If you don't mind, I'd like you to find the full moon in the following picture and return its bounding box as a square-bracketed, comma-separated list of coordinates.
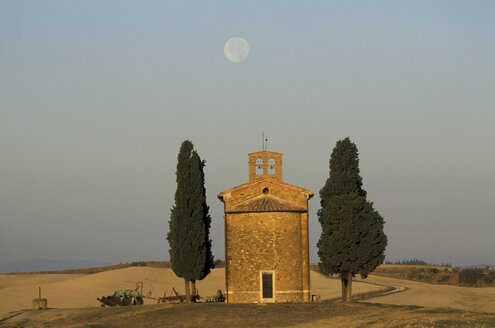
[224, 37, 249, 63]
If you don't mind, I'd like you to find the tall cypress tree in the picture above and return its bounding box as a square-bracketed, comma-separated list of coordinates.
[167, 140, 213, 302]
[192, 155, 214, 296]
[317, 138, 387, 302]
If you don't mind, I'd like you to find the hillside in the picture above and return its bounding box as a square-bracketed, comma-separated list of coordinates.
[0, 259, 112, 274]
[9, 262, 495, 288]
[373, 264, 495, 287]
[1, 261, 171, 275]
[2, 266, 495, 327]
[0, 267, 384, 317]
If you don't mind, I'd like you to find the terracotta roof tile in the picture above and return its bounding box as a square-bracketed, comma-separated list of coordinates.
[226, 195, 306, 213]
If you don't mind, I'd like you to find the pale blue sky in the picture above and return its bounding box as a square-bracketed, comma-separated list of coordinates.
[1, 1, 494, 267]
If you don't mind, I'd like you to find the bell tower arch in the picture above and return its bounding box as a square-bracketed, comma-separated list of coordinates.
[248, 151, 282, 182]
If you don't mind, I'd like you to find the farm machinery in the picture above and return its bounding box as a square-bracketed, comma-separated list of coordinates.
[157, 287, 188, 304]
[156, 288, 225, 303]
[204, 289, 225, 303]
[97, 281, 151, 307]
[97, 282, 224, 306]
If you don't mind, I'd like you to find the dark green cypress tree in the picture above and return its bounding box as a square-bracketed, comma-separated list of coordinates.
[192, 155, 214, 296]
[167, 140, 213, 302]
[317, 138, 387, 302]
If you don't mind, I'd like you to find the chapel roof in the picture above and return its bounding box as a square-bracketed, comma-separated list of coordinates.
[225, 194, 307, 213]
[218, 178, 313, 198]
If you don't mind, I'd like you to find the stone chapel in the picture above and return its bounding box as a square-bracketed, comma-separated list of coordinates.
[218, 150, 313, 303]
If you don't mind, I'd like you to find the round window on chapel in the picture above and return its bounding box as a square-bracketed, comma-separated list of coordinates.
[262, 187, 269, 194]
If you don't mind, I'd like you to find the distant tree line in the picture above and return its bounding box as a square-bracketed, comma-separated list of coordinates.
[376, 265, 495, 287]
[385, 258, 451, 267]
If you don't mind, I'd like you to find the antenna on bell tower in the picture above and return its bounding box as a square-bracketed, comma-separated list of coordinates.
[261, 132, 268, 151]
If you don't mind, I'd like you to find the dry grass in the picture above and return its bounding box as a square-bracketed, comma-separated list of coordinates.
[3, 265, 495, 327]
[0, 267, 384, 317]
[2, 301, 495, 328]
[366, 274, 495, 313]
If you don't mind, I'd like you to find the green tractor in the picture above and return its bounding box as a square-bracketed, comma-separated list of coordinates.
[97, 282, 150, 306]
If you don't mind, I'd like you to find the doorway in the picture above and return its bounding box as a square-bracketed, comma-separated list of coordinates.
[260, 271, 275, 302]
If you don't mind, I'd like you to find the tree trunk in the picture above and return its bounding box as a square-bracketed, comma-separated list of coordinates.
[346, 272, 353, 302]
[341, 272, 353, 303]
[341, 277, 347, 302]
[191, 280, 197, 299]
[184, 279, 191, 303]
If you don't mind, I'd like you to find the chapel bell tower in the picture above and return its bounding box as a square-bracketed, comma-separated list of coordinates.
[249, 151, 282, 182]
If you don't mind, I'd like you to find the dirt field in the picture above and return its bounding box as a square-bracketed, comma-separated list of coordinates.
[2, 267, 495, 327]
[366, 274, 495, 313]
[0, 268, 383, 318]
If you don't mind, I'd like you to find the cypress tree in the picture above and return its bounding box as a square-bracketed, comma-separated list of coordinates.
[317, 138, 387, 302]
[192, 155, 214, 297]
[167, 140, 214, 302]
